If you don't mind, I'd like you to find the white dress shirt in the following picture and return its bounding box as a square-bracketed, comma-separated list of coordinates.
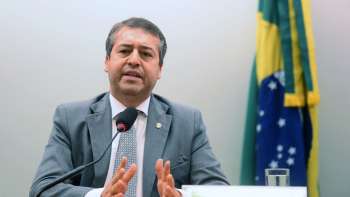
[85, 94, 150, 197]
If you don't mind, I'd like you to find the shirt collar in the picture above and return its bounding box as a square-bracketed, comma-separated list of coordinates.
[109, 93, 150, 118]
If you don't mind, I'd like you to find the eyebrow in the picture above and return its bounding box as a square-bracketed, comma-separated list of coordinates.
[118, 43, 156, 52]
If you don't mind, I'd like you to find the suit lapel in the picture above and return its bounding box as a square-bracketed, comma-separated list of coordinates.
[86, 93, 112, 187]
[143, 95, 172, 197]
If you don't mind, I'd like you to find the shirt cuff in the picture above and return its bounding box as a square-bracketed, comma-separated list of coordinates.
[177, 188, 184, 196]
[85, 188, 103, 197]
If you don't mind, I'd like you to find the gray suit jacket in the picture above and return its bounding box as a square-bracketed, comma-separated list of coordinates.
[30, 93, 229, 197]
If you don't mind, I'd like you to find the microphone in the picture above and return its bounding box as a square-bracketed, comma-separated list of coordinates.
[35, 107, 138, 197]
[116, 107, 138, 132]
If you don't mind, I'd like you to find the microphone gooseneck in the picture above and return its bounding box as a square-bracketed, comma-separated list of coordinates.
[35, 107, 138, 197]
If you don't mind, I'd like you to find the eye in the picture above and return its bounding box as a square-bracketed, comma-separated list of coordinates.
[118, 49, 131, 56]
[141, 51, 153, 58]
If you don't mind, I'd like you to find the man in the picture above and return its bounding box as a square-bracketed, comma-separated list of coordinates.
[30, 17, 229, 197]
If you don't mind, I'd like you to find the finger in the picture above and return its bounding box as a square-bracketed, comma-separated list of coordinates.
[155, 159, 164, 180]
[111, 156, 127, 184]
[121, 163, 137, 183]
[110, 191, 124, 197]
[164, 160, 171, 179]
[165, 185, 179, 197]
[161, 160, 170, 183]
[116, 157, 128, 172]
[166, 174, 175, 188]
[111, 180, 128, 194]
[112, 156, 129, 184]
[111, 168, 126, 185]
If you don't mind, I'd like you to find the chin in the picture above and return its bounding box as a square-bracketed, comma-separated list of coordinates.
[120, 87, 143, 96]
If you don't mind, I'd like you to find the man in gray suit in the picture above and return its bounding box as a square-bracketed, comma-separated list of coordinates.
[30, 17, 229, 197]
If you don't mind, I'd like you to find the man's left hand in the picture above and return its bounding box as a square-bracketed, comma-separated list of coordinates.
[155, 159, 181, 197]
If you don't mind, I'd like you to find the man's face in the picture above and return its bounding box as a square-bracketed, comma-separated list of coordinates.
[105, 27, 163, 101]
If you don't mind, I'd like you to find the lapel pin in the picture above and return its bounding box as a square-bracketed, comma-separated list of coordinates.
[156, 123, 162, 129]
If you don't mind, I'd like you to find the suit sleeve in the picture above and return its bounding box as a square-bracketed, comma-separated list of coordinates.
[190, 110, 230, 185]
[29, 105, 92, 197]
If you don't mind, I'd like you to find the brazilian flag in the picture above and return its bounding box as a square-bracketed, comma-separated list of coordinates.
[240, 0, 320, 197]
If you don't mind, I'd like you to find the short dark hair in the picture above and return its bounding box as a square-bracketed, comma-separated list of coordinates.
[105, 17, 167, 65]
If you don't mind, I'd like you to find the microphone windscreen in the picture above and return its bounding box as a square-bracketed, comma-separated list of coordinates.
[116, 107, 138, 132]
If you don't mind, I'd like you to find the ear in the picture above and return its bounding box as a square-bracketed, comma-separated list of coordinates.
[157, 64, 163, 79]
[104, 56, 109, 72]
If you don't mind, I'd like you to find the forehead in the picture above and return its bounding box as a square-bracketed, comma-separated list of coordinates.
[114, 27, 160, 49]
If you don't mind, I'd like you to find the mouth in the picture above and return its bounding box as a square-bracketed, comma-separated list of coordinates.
[122, 70, 142, 80]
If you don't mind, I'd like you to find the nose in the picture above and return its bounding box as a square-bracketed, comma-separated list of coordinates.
[127, 49, 141, 67]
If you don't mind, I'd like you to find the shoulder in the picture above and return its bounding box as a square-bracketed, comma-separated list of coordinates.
[153, 94, 200, 114]
[152, 94, 203, 123]
[55, 92, 108, 117]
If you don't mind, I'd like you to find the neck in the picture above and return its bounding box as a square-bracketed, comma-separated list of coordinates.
[111, 92, 150, 108]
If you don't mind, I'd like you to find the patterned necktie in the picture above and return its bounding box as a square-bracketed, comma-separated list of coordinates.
[113, 116, 137, 197]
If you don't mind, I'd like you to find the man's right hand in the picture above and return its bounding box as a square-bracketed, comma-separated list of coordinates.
[101, 157, 137, 197]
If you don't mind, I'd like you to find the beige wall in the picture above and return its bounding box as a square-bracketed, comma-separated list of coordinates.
[312, 0, 350, 196]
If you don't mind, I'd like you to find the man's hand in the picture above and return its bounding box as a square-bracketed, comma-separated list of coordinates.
[155, 159, 181, 197]
[102, 157, 137, 197]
